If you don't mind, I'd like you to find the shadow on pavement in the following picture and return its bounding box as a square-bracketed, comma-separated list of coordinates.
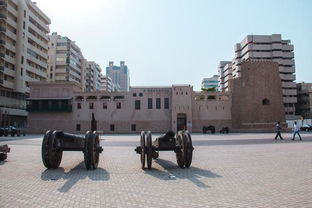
[145, 159, 221, 188]
[41, 162, 109, 192]
[0, 136, 40, 142]
[0, 160, 7, 165]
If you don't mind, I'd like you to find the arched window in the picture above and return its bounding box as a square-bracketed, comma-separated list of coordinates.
[262, 98, 270, 105]
[86, 96, 97, 101]
[75, 96, 84, 101]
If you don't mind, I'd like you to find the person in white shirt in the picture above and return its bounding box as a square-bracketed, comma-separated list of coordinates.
[292, 121, 302, 141]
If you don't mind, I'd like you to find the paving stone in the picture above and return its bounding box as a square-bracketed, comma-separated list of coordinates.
[0, 133, 312, 207]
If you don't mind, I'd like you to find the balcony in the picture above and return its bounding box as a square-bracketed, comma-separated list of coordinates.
[0, 25, 5, 33]
[0, 65, 3, 71]
[280, 66, 295, 73]
[284, 52, 294, 59]
[0, 13, 6, 19]
[283, 45, 294, 51]
[282, 82, 296, 88]
[0, 1, 7, 7]
[0, 52, 4, 58]
[26, 104, 73, 112]
[283, 97, 297, 104]
[0, 78, 3, 84]
[0, 39, 5, 45]
[280, 74, 296, 81]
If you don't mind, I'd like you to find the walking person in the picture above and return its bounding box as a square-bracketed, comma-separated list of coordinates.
[292, 121, 302, 141]
[274, 122, 283, 140]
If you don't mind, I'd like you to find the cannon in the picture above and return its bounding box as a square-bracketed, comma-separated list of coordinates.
[135, 130, 194, 169]
[42, 130, 103, 169]
[0, 144, 10, 161]
[220, 127, 229, 134]
[203, 125, 215, 134]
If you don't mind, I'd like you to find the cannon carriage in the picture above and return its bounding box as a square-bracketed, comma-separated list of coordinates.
[0, 144, 10, 161]
[135, 130, 194, 169]
[42, 130, 103, 170]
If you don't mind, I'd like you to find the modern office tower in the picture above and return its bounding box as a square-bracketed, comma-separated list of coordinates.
[47, 32, 86, 90]
[0, 0, 50, 127]
[232, 34, 297, 118]
[296, 82, 312, 119]
[85, 61, 102, 92]
[100, 74, 113, 92]
[201, 75, 219, 91]
[106, 61, 129, 91]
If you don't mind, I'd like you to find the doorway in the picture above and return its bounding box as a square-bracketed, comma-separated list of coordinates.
[177, 113, 187, 131]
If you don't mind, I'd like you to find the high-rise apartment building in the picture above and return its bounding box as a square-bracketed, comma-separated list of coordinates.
[0, 0, 50, 127]
[100, 74, 113, 92]
[85, 61, 102, 92]
[201, 75, 219, 91]
[106, 61, 129, 91]
[47, 32, 86, 90]
[219, 34, 297, 118]
[218, 61, 231, 91]
[296, 82, 312, 119]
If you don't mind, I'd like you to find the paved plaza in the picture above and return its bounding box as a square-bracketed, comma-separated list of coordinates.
[1, 132, 312, 208]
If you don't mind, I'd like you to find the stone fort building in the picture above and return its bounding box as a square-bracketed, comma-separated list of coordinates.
[27, 61, 285, 133]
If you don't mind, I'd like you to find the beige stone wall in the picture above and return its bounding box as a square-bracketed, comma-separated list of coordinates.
[26, 67, 286, 134]
[27, 112, 74, 134]
[192, 92, 232, 132]
[171, 85, 193, 132]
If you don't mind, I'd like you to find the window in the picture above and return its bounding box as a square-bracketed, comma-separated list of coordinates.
[116, 102, 121, 109]
[103, 102, 107, 109]
[139, 93, 143, 97]
[133, 93, 137, 97]
[21, 56, 24, 64]
[76, 124, 81, 131]
[77, 103, 81, 109]
[131, 124, 136, 131]
[89, 103, 94, 109]
[208, 95, 216, 100]
[156, 98, 161, 109]
[135, 100, 141, 110]
[164, 98, 169, 109]
[110, 124, 115, 131]
[262, 99, 270, 105]
[23, 21, 25, 29]
[148, 98, 153, 109]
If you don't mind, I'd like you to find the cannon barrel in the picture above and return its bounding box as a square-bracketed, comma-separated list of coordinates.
[155, 131, 175, 142]
[55, 131, 85, 141]
[153, 131, 175, 148]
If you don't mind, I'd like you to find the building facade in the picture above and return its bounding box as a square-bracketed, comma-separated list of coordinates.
[85, 61, 102, 92]
[218, 61, 232, 91]
[0, 0, 50, 127]
[232, 34, 297, 119]
[296, 82, 312, 119]
[47, 32, 86, 90]
[27, 61, 285, 133]
[100, 74, 113, 92]
[219, 34, 297, 119]
[106, 61, 129, 91]
[201, 75, 219, 91]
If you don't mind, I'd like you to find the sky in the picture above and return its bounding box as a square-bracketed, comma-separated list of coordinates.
[35, 0, 312, 90]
